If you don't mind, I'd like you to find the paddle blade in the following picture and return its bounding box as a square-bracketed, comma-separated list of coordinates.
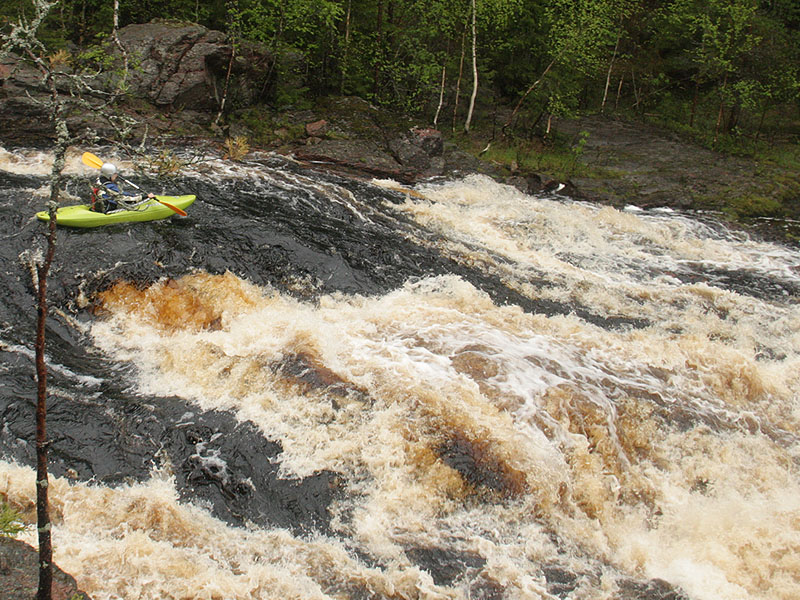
[156, 198, 187, 217]
[81, 152, 104, 169]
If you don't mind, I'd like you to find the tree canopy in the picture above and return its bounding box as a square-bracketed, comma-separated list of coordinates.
[2, 0, 798, 141]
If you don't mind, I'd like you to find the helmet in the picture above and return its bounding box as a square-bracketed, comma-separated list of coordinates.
[100, 163, 117, 177]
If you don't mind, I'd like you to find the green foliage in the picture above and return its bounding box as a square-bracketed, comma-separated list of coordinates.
[0, 501, 25, 538]
[2, 0, 799, 147]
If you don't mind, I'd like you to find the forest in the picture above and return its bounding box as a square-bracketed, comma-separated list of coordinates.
[2, 0, 799, 151]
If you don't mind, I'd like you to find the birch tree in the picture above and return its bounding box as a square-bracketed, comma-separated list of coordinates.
[463, 0, 522, 133]
[504, 0, 622, 133]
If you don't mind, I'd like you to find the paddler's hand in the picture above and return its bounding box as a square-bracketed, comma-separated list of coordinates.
[147, 193, 155, 198]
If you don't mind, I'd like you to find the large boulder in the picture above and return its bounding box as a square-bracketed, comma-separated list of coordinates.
[295, 138, 416, 182]
[0, 21, 273, 145]
[115, 20, 271, 111]
[294, 124, 448, 183]
[0, 53, 85, 146]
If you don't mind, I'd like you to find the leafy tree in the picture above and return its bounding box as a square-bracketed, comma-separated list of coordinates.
[663, 0, 762, 139]
[503, 0, 628, 134]
[237, 0, 343, 100]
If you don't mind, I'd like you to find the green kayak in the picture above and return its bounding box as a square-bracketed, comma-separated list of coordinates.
[36, 195, 196, 228]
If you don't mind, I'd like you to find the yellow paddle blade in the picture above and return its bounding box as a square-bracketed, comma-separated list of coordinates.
[155, 198, 188, 217]
[81, 152, 104, 169]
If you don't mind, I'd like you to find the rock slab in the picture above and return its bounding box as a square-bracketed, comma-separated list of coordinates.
[0, 537, 92, 600]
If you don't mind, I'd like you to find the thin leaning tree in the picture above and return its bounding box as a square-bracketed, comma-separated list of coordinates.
[0, 1, 128, 598]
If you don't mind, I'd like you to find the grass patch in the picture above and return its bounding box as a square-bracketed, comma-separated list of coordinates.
[453, 131, 621, 182]
[725, 193, 787, 220]
[229, 107, 306, 147]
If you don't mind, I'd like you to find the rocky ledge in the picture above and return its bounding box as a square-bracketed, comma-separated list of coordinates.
[0, 537, 92, 600]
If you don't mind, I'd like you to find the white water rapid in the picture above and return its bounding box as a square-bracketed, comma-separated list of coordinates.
[1, 151, 799, 600]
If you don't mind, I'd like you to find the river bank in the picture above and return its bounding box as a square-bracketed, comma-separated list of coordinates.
[2, 19, 797, 245]
[252, 102, 800, 246]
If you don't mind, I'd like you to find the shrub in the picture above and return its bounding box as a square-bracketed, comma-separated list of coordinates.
[224, 135, 250, 161]
[0, 502, 25, 538]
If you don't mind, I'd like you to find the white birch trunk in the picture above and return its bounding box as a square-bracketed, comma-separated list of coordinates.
[433, 65, 446, 126]
[464, 0, 478, 133]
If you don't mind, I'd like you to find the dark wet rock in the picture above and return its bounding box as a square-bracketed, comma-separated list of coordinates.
[616, 577, 691, 600]
[557, 115, 761, 212]
[0, 53, 76, 146]
[467, 575, 506, 600]
[405, 546, 486, 587]
[0, 537, 93, 600]
[435, 432, 527, 499]
[0, 21, 271, 144]
[295, 138, 417, 183]
[294, 122, 497, 183]
[410, 126, 444, 157]
[115, 21, 226, 109]
[543, 564, 581, 597]
[2, 392, 337, 536]
[387, 127, 445, 178]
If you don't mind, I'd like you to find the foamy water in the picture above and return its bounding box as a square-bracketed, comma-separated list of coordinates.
[2, 153, 799, 600]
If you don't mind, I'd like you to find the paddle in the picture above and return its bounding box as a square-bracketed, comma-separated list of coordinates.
[81, 152, 188, 216]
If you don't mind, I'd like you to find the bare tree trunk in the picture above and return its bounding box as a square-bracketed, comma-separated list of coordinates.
[453, 28, 466, 133]
[214, 1, 240, 129]
[631, 67, 640, 110]
[34, 90, 69, 600]
[615, 74, 623, 110]
[755, 106, 766, 144]
[35, 206, 56, 600]
[433, 65, 446, 126]
[601, 32, 620, 113]
[714, 73, 729, 144]
[111, 0, 128, 84]
[340, 0, 352, 94]
[214, 44, 236, 129]
[503, 57, 556, 133]
[464, 0, 478, 133]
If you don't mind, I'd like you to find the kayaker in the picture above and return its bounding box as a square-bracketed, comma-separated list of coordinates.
[93, 163, 154, 212]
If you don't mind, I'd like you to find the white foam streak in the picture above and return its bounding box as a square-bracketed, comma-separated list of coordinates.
[0, 338, 102, 387]
[0, 146, 100, 176]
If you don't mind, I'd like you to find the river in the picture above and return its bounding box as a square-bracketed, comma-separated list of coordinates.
[1, 145, 798, 600]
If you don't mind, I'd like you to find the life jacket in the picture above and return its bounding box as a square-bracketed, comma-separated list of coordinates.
[89, 184, 106, 212]
[95, 176, 122, 212]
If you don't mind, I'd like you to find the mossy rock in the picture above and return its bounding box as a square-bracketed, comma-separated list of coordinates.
[726, 194, 787, 219]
